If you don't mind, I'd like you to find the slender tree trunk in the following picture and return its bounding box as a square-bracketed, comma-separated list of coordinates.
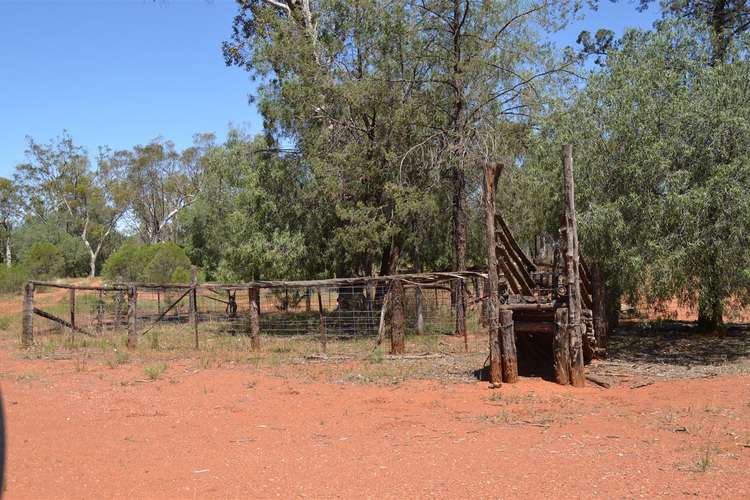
[698, 290, 723, 333]
[414, 246, 425, 335]
[452, 167, 467, 338]
[590, 261, 608, 358]
[450, 0, 467, 338]
[4, 236, 11, 268]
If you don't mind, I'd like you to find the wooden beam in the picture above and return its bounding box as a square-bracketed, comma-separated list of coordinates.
[553, 307, 571, 385]
[390, 280, 405, 355]
[22, 282, 34, 347]
[127, 286, 138, 349]
[499, 309, 518, 383]
[563, 144, 585, 387]
[483, 161, 503, 387]
[33, 308, 93, 337]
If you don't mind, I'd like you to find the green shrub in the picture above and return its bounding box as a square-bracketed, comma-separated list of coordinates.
[102, 242, 158, 282]
[23, 242, 64, 279]
[143, 243, 192, 283]
[0, 265, 30, 293]
[103, 242, 192, 283]
[144, 362, 167, 380]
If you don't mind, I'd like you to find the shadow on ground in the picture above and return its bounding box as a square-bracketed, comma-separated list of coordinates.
[608, 320, 750, 366]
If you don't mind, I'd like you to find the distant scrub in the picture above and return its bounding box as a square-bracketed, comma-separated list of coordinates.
[24, 242, 64, 280]
[103, 242, 193, 283]
[0, 265, 29, 293]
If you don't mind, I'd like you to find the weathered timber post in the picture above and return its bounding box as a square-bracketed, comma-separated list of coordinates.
[553, 307, 571, 385]
[248, 287, 261, 351]
[414, 249, 425, 335]
[22, 281, 34, 347]
[562, 144, 585, 387]
[317, 287, 326, 353]
[499, 309, 518, 383]
[96, 290, 103, 335]
[189, 266, 198, 349]
[69, 288, 76, 334]
[127, 286, 138, 349]
[390, 279, 405, 355]
[483, 161, 503, 387]
[157, 290, 162, 316]
[114, 276, 124, 332]
[305, 287, 312, 312]
[415, 286, 425, 335]
[590, 261, 608, 357]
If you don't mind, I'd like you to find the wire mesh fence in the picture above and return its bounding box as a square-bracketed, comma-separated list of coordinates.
[22, 272, 491, 356]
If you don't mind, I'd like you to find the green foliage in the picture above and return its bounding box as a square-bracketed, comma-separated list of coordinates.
[143, 243, 191, 283]
[24, 242, 65, 279]
[103, 242, 192, 283]
[144, 362, 167, 380]
[0, 265, 29, 293]
[527, 18, 750, 326]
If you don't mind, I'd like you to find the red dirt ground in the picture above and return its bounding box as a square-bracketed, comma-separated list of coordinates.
[2, 344, 750, 499]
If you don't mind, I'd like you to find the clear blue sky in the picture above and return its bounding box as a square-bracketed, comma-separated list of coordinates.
[0, 0, 659, 177]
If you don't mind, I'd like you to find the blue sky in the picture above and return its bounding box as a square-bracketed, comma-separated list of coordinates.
[0, 0, 659, 177]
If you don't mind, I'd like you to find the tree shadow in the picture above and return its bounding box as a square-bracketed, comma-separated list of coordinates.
[608, 320, 750, 366]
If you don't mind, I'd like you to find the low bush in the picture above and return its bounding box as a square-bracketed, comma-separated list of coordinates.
[0, 264, 30, 293]
[24, 242, 64, 279]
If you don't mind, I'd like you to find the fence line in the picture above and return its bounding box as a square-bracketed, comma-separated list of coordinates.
[21, 271, 490, 356]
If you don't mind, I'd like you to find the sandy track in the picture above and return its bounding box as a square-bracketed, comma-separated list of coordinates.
[2, 344, 749, 499]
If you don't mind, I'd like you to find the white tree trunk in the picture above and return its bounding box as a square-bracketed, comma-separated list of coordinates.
[4, 236, 10, 268]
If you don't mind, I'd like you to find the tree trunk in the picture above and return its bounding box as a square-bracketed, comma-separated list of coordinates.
[698, 293, 723, 333]
[5, 236, 11, 268]
[414, 247, 425, 335]
[452, 166, 467, 339]
[590, 261, 608, 358]
[450, 0, 467, 340]
[88, 250, 97, 278]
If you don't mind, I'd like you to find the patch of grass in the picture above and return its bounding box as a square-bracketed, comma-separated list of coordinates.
[144, 362, 167, 380]
[74, 355, 87, 372]
[106, 350, 130, 368]
[696, 447, 712, 472]
[368, 348, 384, 364]
[245, 380, 257, 389]
[0, 316, 11, 331]
[15, 371, 40, 382]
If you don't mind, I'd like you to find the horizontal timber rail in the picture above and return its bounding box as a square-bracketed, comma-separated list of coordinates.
[22, 271, 491, 356]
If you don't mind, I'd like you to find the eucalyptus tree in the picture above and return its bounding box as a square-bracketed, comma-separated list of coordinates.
[224, 0, 443, 278]
[0, 177, 21, 267]
[531, 19, 750, 332]
[178, 130, 308, 281]
[122, 136, 210, 244]
[15, 132, 131, 277]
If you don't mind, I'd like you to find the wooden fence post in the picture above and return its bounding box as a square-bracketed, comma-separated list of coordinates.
[317, 287, 326, 353]
[483, 161, 503, 387]
[69, 288, 76, 335]
[562, 144, 586, 387]
[553, 307, 571, 385]
[190, 266, 198, 349]
[499, 309, 518, 383]
[248, 287, 260, 351]
[305, 287, 312, 312]
[96, 290, 103, 335]
[127, 286, 138, 349]
[390, 279, 405, 355]
[22, 281, 34, 347]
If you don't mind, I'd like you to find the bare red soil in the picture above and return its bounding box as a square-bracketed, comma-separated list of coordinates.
[2, 344, 750, 499]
